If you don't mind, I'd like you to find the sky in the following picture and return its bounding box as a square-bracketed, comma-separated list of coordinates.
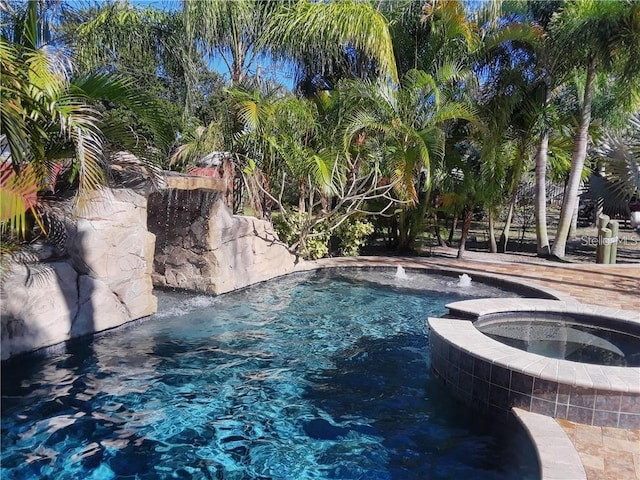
[72, 0, 296, 89]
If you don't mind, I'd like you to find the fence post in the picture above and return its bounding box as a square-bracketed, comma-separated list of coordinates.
[596, 214, 610, 264]
[607, 220, 619, 264]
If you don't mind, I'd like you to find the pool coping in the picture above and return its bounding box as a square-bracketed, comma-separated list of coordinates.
[513, 408, 587, 480]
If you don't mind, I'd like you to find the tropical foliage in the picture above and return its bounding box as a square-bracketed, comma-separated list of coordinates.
[1, 1, 172, 244]
[2, 0, 639, 260]
[589, 114, 640, 209]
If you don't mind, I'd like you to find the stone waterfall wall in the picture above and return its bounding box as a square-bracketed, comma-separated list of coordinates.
[148, 189, 297, 294]
[2, 178, 298, 361]
[1, 188, 156, 360]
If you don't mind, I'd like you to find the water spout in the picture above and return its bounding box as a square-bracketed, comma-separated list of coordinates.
[395, 266, 409, 280]
[457, 274, 472, 287]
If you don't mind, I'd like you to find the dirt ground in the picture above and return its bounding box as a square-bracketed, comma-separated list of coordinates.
[419, 208, 640, 265]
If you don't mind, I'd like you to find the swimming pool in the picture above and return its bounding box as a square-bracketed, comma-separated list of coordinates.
[1, 269, 538, 479]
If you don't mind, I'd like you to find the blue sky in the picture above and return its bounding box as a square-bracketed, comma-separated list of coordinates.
[77, 0, 296, 88]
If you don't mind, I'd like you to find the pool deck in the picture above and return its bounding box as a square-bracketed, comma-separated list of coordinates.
[296, 252, 640, 480]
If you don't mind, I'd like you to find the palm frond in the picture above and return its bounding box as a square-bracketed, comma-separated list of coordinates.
[265, 0, 398, 82]
[308, 151, 337, 196]
[432, 102, 477, 125]
[169, 123, 223, 167]
[594, 120, 640, 196]
[71, 73, 174, 153]
[69, 122, 106, 213]
[184, 0, 254, 51]
[0, 162, 41, 239]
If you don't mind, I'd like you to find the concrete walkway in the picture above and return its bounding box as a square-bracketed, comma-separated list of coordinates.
[298, 252, 640, 480]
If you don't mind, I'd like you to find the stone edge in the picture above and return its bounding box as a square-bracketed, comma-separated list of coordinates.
[513, 408, 587, 480]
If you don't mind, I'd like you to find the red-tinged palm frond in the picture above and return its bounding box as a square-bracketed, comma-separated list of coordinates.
[0, 162, 42, 239]
[422, 0, 476, 48]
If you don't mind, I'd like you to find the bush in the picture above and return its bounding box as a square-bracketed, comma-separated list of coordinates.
[272, 212, 373, 259]
[335, 218, 374, 256]
[272, 211, 330, 260]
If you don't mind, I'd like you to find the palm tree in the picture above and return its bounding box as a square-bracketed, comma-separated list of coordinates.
[184, 0, 398, 87]
[63, 1, 200, 125]
[229, 87, 335, 214]
[343, 67, 475, 251]
[589, 113, 640, 214]
[1, 1, 171, 239]
[381, 0, 478, 79]
[549, 0, 640, 258]
[458, 0, 546, 254]
[520, 0, 565, 256]
[438, 139, 507, 259]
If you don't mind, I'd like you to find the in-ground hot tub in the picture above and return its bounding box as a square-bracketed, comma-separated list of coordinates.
[428, 299, 640, 428]
[476, 314, 640, 367]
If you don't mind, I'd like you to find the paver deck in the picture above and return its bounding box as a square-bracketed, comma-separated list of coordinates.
[298, 251, 640, 480]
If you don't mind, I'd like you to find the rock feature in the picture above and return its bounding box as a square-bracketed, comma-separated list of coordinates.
[149, 189, 297, 294]
[67, 188, 157, 320]
[2, 174, 297, 361]
[1, 188, 156, 360]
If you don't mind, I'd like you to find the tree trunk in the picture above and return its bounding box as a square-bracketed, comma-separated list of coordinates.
[551, 61, 596, 258]
[398, 208, 409, 251]
[569, 200, 579, 239]
[433, 213, 446, 247]
[406, 192, 431, 250]
[448, 214, 458, 244]
[499, 143, 525, 253]
[231, 39, 245, 86]
[457, 208, 474, 259]
[488, 211, 498, 253]
[298, 180, 307, 213]
[498, 198, 515, 253]
[534, 129, 551, 256]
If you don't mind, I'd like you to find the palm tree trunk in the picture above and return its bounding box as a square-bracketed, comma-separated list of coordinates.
[448, 214, 458, 244]
[457, 208, 474, 259]
[407, 192, 430, 249]
[551, 61, 596, 258]
[488, 211, 498, 253]
[499, 143, 525, 253]
[433, 213, 446, 247]
[499, 195, 515, 253]
[298, 180, 307, 213]
[534, 129, 551, 256]
[231, 38, 245, 85]
[569, 201, 579, 238]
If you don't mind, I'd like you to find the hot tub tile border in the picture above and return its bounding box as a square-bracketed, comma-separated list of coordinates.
[428, 304, 640, 428]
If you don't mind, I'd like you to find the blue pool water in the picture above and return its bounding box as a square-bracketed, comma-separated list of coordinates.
[1, 269, 538, 479]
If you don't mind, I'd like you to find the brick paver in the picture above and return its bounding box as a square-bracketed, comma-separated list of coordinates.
[559, 420, 640, 480]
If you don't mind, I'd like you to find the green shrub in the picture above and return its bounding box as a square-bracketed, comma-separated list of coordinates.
[335, 218, 374, 256]
[271, 212, 298, 246]
[272, 212, 373, 259]
[272, 211, 330, 260]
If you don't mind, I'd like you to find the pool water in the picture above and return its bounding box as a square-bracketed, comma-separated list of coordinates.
[478, 317, 640, 367]
[1, 270, 538, 479]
